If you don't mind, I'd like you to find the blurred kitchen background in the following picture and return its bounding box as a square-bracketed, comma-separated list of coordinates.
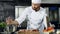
[0, 0, 60, 32]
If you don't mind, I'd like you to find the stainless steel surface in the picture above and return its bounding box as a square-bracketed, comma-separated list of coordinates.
[6, 25, 17, 32]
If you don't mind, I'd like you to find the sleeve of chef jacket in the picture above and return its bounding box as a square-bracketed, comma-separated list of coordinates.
[43, 9, 47, 29]
[15, 8, 28, 25]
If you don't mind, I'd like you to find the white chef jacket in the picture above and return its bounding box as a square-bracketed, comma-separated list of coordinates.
[15, 6, 47, 32]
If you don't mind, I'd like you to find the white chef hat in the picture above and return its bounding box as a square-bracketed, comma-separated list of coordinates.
[32, 0, 41, 4]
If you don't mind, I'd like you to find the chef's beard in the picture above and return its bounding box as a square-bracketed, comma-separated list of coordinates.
[32, 7, 40, 11]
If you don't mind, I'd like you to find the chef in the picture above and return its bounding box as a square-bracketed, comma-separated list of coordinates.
[6, 0, 48, 34]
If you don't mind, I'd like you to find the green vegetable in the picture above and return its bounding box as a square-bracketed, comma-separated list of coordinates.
[0, 22, 6, 28]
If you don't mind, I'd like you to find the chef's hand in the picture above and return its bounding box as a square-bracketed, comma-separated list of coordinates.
[6, 16, 13, 25]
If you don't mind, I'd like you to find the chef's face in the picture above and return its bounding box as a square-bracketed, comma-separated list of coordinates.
[32, 3, 40, 11]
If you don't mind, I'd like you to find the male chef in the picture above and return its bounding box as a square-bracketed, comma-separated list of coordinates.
[6, 0, 48, 34]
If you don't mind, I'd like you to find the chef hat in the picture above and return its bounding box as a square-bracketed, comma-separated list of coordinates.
[32, 0, 41, 4]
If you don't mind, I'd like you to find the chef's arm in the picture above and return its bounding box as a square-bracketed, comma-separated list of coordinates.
[6, 16, 26, 26]
[6, 8, 28, 26]
[15, 13, 27, 26]
[15, 8, 28, 26]
[43, 16, 48, 29]
[6, 13, 27, 26]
